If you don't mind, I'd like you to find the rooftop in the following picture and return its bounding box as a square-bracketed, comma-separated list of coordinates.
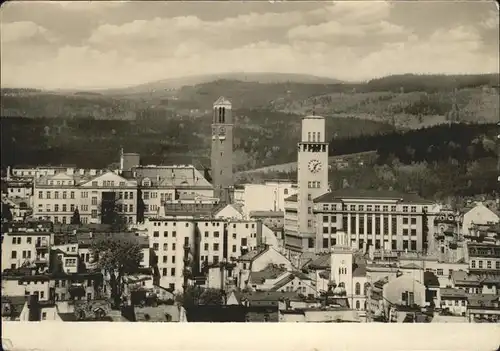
[249, 211, 284, 218]
[440, 288, 468, 299]
[313, 189, 433, 204]
[249, 264, 287, 284]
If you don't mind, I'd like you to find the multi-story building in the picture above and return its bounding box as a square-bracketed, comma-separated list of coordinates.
[312, 189, 437, 254]
[236, 180, 298, 217]
[4, 178, 33, 202]
[461, 202, 499, 236]
[465, 242, 500, 273]
[33, 170, 138, 224]
[1, 221, 52, 271]
[211, 96, 234, 202]
[143, 214, 270, 293]
[130, 165, 215, 219]
[285, 115, 329, 255]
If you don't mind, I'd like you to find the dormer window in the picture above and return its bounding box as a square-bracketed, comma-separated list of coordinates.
[142, 178, 151, 187]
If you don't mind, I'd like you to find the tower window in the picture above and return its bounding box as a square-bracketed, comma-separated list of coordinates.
[318, 132, 321, 141]
[312, 132, 316, 142]
[308, 132, 311, 141]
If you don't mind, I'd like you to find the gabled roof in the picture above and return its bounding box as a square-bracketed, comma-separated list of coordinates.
[134, 166, 212, 188]
[306, 254, 330, 270]
[284, 194, 298, 202]
[269, 273, 295, 291]
[79, 171, 136, 187]
[313, 189, 433, 204]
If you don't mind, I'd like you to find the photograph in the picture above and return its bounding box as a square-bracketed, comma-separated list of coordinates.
[1, 0, 499, 342]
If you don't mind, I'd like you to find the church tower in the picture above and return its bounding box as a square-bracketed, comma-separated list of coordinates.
[211, 97, 234, 203]
[296, 114, 329, 252]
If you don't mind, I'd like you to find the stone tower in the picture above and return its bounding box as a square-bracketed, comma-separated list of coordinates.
[211, 96, 234, 203]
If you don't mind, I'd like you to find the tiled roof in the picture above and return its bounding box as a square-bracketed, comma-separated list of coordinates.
[249, 211, 284, 218]
[440, 288, 467, 299]
[269, 274, 295, 291]
[285, 194, 298, 202]
[134, 166, 212, 188]
[238, 246, 269, 261]
[352, 263, 366, 277]
[467, 293, 500, 308]
[313, 189, 433, 204]
[306, 254, 330, 270]
[1, 295, 26, 320]
[249, 264, 287, 284]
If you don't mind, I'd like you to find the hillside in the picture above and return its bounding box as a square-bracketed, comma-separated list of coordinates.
[0, 111, 394, 170]
[1, 73, 498, 129]
[97, 72, 342, 96]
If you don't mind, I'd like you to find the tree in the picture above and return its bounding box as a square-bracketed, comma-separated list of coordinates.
[1, 203, 13, 222]
[71, 208, 81, 225]
[175, 285, 224, 307]
[99, 193, 127, 231]
[91, 234, 143, 309]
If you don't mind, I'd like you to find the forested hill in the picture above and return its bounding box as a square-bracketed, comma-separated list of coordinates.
[330, 122, 498, 165]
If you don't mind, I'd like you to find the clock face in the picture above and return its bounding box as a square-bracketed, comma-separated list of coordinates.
[219, 126, 226, 135]
[308, 159, 322, 173]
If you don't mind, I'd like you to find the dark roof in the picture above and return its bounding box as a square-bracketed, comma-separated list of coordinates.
[305, 254, 330, 270]
[285, 194, 298, 202]
[424, 271, 440, 288]
[352, 263, 367, 277]
[239, 246, 269, 262]
[249, 211, 284, 218]
[313, 189, 433, 204]
[249, 264, 287, 284]
[233, 291, 303, 305]
[440, 288, 468, 299]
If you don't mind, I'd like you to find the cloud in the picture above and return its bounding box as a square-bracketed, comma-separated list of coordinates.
[0, 1, 498, 89]
[1, 21, 57, 43]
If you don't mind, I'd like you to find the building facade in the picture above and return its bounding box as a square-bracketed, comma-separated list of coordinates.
[285, 115, 329, 254]
[313, 189, 436, 253]
[211, 97, 234, 202]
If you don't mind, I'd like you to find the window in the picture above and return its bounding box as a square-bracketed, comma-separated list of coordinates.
[307, 220, 312, 227]
[355, 282, 361, 295]
[471, 260, 476, 268]
[232, 245, 236, 253]
[214, 231, 220, 238]
[204, 243, 209, 251]
[163, 243, 168, 251]
[496, 261, 500, 270]
[355, 301, 360, 309]
[153, 231, 159, 237]
[323, 238, 329, 248]
[172, 256, 176, 263]
[11, 251, 17, 259]
[411, 229, 417, 236]
[411, 218, 417, 225]
[171, 268, 175, 276]
[308, 238, 314, 248]
[478, 261, 483, 269]
[162, 268, 167, 276]
[411, 206, 416, 212]
[213, 243, 219, 251]
[307, 194, 312, 201]
[153, 243, 159, 251]
[403, 206, 408, 212]
[403, 218, 408, 225]
[213, 256, 219, 264]
[437, 269, 444, 276]
[487, 261, 491, 269]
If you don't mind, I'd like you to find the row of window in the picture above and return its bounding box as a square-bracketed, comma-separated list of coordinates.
[321, 204, 427, 213]
[307, 181, 321, 189]
[323, 215, 418, 225]
[10, 236, 47, 245]
[471, 260, 500, 269]
[153, 241, 247, 253]
[38, 191, 75, 199]
[152, 221, 255, 229]
[318, 237, 419, 251]
[37, 215, 135, 224]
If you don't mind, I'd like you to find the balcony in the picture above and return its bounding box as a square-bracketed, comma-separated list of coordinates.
[35, 240, 49, 249]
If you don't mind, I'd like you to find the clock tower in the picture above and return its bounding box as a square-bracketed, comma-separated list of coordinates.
[297, 114, 329, 252]
[211, 96, 234, 203]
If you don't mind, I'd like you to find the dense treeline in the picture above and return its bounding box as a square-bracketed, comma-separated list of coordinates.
[364, 74, 499, 94]
[0, 110, 393, 169]
[329, 123, 498, 165]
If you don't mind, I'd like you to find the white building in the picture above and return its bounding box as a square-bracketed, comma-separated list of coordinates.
[285, 115, 329, 254]
[144, 216, 267, 293]
[33, 171, 138, 225]
[461, 202, 499, 236]
[235, 181, 298, 218]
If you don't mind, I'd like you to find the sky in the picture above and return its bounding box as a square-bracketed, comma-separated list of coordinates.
[1, 0, 499, 90]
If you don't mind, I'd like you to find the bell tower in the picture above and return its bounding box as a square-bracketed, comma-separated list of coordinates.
[211, 96, 234, 203]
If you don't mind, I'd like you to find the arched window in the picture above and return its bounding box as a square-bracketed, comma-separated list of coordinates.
[312, 132, 316, 141]
[221, 107, 226, 123]
[355, 300, 360, 310]
[284, 189, 288, 195]
[355, 282, 361, 295]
